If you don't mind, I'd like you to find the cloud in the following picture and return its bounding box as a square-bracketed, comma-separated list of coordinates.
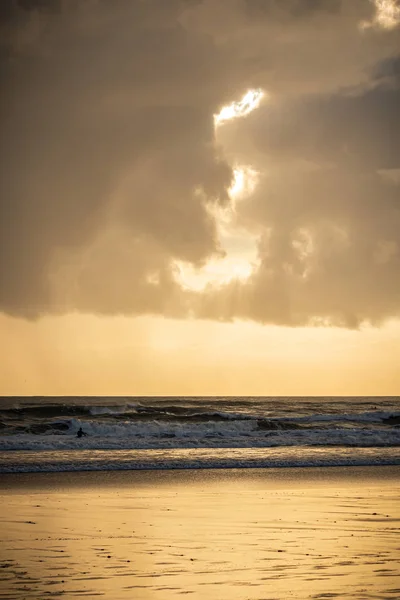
[0, 0, 399, 327]
[198, 71, 400, 327]
[0, 0, 233, 316]
[362, 0, 400, 30]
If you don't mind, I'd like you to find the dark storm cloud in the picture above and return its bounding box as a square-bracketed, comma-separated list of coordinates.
[373, 53, 400, 84]
[244, 0, 343, 19]
[242, 75, 400, 169]
[0, 0, 233, 316]
[0, 0, 399, 325]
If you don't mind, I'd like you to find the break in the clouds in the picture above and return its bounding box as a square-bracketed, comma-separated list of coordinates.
[0, 0, 399, 327]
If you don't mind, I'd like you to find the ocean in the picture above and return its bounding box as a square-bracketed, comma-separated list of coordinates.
[0, 396, 399, 473]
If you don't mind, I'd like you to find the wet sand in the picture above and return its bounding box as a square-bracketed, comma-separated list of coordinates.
[0, 466, 399, 599]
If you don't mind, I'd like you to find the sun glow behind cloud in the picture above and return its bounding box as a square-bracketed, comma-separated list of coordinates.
[361, 0, 400, 29]
[173, 89, 265, 292]
[173, 251, 258, 292]
[174, 166, 260, 291]
[214, 89, 265, 126]
[229, 166, 259, 202]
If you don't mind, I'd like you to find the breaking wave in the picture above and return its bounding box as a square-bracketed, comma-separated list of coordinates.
[0, 396, 399, 472]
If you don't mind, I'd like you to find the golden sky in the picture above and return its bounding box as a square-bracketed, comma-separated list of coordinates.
[1, 0, 399, 396]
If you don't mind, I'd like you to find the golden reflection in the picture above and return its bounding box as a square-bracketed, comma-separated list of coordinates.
[1, 469, 399, 599]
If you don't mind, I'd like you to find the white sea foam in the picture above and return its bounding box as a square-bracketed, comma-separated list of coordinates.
[0, 421, 399, 453]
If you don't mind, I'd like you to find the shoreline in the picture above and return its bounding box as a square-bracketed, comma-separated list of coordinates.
[1, 463, 400, 489]
[1, 444, 400, 475]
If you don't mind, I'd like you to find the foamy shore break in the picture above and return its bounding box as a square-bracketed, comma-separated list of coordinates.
[1, 466, 399, 599]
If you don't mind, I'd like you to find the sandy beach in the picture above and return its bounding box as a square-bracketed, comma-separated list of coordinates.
[0, 466, 399, 599]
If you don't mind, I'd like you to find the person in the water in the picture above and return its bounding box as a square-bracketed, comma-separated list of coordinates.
[76, 427, 88, 438]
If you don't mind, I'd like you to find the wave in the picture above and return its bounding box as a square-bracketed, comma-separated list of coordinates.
[1, 395, 399, 463]
[1, 401, 399, 425]
[1, 418, 400, 452]
[0, 404, 94, 419]
[1, 407, 399, 445]
[0, 402, 250, 422]
[1, 397, 399, 474]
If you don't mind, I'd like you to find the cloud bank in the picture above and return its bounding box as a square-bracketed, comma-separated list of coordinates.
[1, 0, 399, 327]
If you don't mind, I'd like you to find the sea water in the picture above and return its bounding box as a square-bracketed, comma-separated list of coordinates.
[0, 396, 399, 472]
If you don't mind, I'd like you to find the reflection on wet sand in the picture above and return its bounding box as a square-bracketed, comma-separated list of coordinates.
[0, 467, 399, 599]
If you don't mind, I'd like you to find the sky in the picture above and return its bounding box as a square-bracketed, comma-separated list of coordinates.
[1, 0, 400, 396]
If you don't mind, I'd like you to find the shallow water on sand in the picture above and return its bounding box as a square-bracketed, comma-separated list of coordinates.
[0, 467, 399, 599]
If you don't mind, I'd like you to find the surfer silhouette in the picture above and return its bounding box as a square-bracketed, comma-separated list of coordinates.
[76, 427, 88, 438]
